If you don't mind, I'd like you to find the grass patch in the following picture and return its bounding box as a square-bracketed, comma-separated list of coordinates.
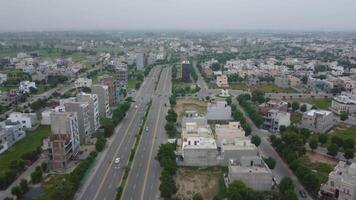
[127, 79, 141, 90]
[331, 124, 356, 143]
[228, 83, 297, 93]
[291, 113, 302, 124]
[0, 125, 50, 172]
[301, 156, 333, 184]
[306, 99, 331, 110]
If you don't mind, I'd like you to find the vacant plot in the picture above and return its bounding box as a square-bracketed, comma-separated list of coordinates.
[175, 167, 222, 200]
[306, 152, 337, 166]
[306, 98, 331, 110]
[174, 98, 207, 120]
[301, 154, 335, 183]
[228, 83, 297, 93]
[331, 124, 356, 143]
[0, 125, 51, 172]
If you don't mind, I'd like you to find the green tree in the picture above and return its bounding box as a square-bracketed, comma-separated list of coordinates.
[100, 118, 115, 137]
[284, 190, 298, 200]
[279, 125, 287, 133]
[343, 139, 355, 150]
[344, 149, 354, 160]
[331, 135, 344, 147]
[291, 101, 300, 111]
[11, 186, 23, 199]
[30, 166, 43, 184]
[279, 177, 294, 195]
[327, 144, 339, 157]
[159, 171, 177, 198]
[251, 135, 261, 147]
[300, 104, 307, 112]
[263, 157, 276, 169]
[340, 112, 349, 121]
[319, 134, 328, 145]
[192, 193, 204, 200]
[251, 90, 265, 104]
[309, 139, 318, 152]
[19, 179, 29, 194]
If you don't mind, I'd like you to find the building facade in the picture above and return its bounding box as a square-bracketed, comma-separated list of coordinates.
[91, 84, 111, 118]
[99, 75, 117, 107]
[206, 101, 231, 120]
[182, 61, 191, 81]
[301, 109, 335, 133]
[64, 102, 91, 144]
[0, 121, 26, 154]
[77, 93, 100, 133]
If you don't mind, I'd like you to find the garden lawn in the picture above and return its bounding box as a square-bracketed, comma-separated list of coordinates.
[0, 126, 50, 172]
[307, 98, 332, 110]
[291, 113, 302, 124]
[127, 79, 141, 89]
[332, 125, 356, 143]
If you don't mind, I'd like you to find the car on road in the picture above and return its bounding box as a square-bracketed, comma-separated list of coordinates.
[114, 157, 121, 164]
[135, 105, 138, 109]
[145, 127, 149, 132]
[299, 190, 307, 198]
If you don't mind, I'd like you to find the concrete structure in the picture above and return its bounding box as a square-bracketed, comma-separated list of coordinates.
[182, 60, 191, 81]
[0, 73, 7, 85]
[64, 102, 91, 144]
[181, 110, 208, 128]
[331, 94, 356, 115]
[18, 81, 36, 93]
[7, 112, 38, 129]
[99, 75, 117, 107]
[274, 76, 289, 88]
[216, 75, 229, 88]
[263, 109, 291, 132]
[228, 156, 273, 191]
[135, 51, 146, 69]
[46, 112, 80, 170]
[41, 110, 53, 125]
[0, 121, 26, 154]
[77, 93, 100, 133]
[74, 77, 92, 88]
[258, 99, 288, 116]
[319, 161, 356, 200]
[301, 109, 335, 133]
[92, 84, 111, 118]
[215, 122, 245, 147]
[206, 101, 231, 120]
[221, 137, 259, 165]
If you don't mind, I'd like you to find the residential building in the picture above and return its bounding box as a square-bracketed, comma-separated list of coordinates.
[18, 81, 36, 93]
[216, 75, 229, 88]
[115, 64, 128, 100]
[206, 101, 231, 120]
[319, 161, 356, 200]
[263, 109, 291, 132]
[64, 102, 91, 144]
[258, 99, 288, 116]
[301, 109, 335, 133]
[91, 84, 111, 118]
[7, 112, 38, 129]
[99, 75, 117, 107]
[288, 75, 301, 87]
[182, 60, 191, 81]
[228, 156, 273, 191]
[221, 137, 259, 165]
[46, 112, 80, 170]
[135, 50, 146, 69]
[74, 78, 92, 88]
[0, 121, 26, 154]
[274, 76, 289, 88]
[215, 122, 245, 147]
[331, 94, 356, 115]
[0, 73, 7, 84]
[77, 93, 100, 133]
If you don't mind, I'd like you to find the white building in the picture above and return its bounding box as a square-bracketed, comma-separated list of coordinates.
[301, 109, 335, 133]
[216, 75, 229, 88]
[18, 81, 36, 93]
[0, 121, 26, 154]
[319, 161, 356, 200]
[228, 156, 273, 191]
[0, 73, 7, 85]
[74, 78, 92, 88]
[206, 101, 231, 121]
[7, 112, 38, 129]
[331, 94, 356, 115]
[263, 109, 291, 132]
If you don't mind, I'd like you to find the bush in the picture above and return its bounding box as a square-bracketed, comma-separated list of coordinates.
[327, 144, 339, 157]
[319, 134, 328, 145]
[279, 177, 294, 195]
[30, 166, 43, 184]
[263, 157, 276, 169]
[95, 136, 107, 152]
[309, 139, 318, 151]
[251, 135, 261, 147]
[340, 112, 349, 121]
[344, 149, 354, 160]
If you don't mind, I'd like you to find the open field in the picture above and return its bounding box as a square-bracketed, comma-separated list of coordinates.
[301, 154, 335, 184]
[127, 79, 141, 90]
[175, 167, 222, 200]
[174, 98, 207, 120]
[329, 124, 356, 143]
[0, 126, 51, 172]
[305, 98, 332, 110]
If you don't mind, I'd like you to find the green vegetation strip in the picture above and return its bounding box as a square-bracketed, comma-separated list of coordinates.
[115, 100, 152, 200]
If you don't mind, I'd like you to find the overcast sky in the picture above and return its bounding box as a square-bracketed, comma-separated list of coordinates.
[1, 0, 356, 32]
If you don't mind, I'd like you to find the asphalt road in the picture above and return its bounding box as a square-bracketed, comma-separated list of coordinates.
[121, 66, 171, 200]
[75, 66, 162, 200]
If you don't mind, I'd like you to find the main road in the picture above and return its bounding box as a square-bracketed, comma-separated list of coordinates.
[76, 66, 162, 200]
[121, 66, 172, 200]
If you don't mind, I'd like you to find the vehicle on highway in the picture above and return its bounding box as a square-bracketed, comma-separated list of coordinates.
[135, 105, 138, 109]
[114, 157, 121, 164]
[299, 190, 307, 198]
[145, 127, 149, 132]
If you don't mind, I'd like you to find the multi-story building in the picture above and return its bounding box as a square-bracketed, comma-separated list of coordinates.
[74, 78, 92, 88]
[258, 99, 288, 116]
[319, 161, 356, 200]
[182, 60, 191, 81]
[45, 112, 80, 170]
[216, 75, 229, 88]
[221, 137, 259, 165]
[99, 75, 117, 107]
[77, 93, 100, 133]
[135, 50, 146, 69]
[7, 112, 38, 129]
[0, 73, 7, 85]
[301, 109, 335, 133]
[263, 109, 291, 132]
[215, 122, 245, 147]
[331, 94, 356, 115]
[228, 156, 273, 191]
[91, 85, 111, 118]
[0, 121, 26, 154]
[206, 101, 231, 121]
[18, 81, 36, 93]
[64, 102, 91, 144]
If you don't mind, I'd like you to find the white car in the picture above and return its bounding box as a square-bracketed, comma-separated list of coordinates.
[114, 157, 121, 164]
[135, 105, 138, 109]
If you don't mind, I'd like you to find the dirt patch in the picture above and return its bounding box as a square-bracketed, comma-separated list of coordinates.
[306, 152, 337, 166]
[174, 98, 207, 120]
[175, 167, 222, 200]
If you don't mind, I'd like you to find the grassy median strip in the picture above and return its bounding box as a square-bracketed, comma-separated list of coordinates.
[115, 100, 152, 200]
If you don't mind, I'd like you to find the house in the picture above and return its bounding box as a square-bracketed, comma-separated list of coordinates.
[221, 137, 259, 165]
[74, 78, 92, 88]
[258, 100, 288, 116]
[216, 75, 229, 88]
[0, 121, 26, 154]
[319, 161, 356, 200]
[228, 156, 273, 191]
[206, 101, 231, 120]
[18, 81, 36, 93]
[301, 110, 335, 133]
[7, 112, 38, 129]
[263, 109, 291, 132]
[331, 94, 356, 115]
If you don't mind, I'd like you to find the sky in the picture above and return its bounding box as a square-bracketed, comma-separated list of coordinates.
[0, 0, 356, 32]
